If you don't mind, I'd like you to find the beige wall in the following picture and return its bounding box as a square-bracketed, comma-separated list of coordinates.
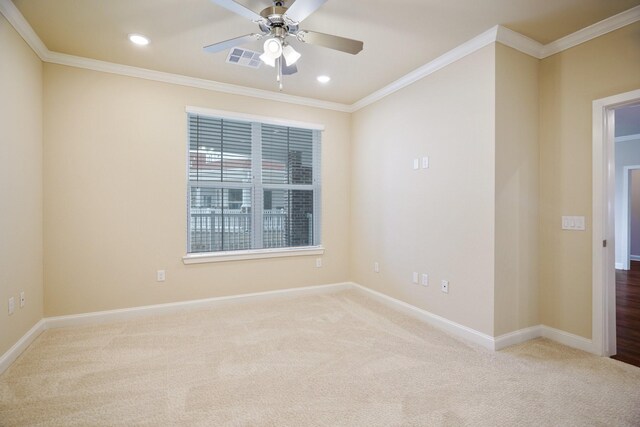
[494, 44, 540, 335]
[43, 64, 351, 316]
[350, 46, 497, 335]
[0, 15, 43, 355]
[539, 22, 640, 338]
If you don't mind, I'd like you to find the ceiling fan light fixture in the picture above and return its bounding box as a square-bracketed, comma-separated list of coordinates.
[282, 44, 301, 66]
[263, 38, 283, 57]
[259, 52, 276, 67]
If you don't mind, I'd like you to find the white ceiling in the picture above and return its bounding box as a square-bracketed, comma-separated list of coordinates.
[10, 0, 640, 105]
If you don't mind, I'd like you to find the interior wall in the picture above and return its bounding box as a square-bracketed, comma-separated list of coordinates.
[614, 138, 640, 267]
[494, 43, 540, 336]
[0, 14, 43, 355]
[350, 46, 497, 336]
[539, 22, 640, 338]
[43, 64, 351, 316]
[631, 169, 640, 257]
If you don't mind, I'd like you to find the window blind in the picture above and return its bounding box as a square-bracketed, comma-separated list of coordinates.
[187, 112, 321, 254]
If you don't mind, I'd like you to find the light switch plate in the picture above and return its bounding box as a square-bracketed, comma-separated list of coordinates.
[421, 274, 429, 286]
[413, 158, 419, 170]
[562, 216, 586, 231]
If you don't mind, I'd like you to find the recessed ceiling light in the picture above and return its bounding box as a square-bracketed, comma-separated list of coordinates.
[317, 75, 331, 84]
[128, 34, 149, 46]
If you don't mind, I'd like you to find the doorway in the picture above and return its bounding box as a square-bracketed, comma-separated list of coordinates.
[593, 90, 640, 364]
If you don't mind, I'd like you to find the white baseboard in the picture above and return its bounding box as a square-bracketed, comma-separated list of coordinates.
[350, 282, 599, 355]
[615, 262, 625, 269]
[349, 282, 496, 350]
[45, 282, 352, 329]
[0, 319, 46, 375]
[630, 255, 640, 261]
[0, 281, 600, 376]
[540, 325, 595, 354]
[0, 282, 351, 375]
[494, 325, 543, 350]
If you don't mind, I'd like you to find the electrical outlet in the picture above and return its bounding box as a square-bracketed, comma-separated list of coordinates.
[20, 291, 25, 308]
[421, 274, 429, 286]
[8, 297, 15, 315]
[441, 280, 449, 293]
[157, 270, 166, 282]
[315, 258, 322, 268]
[412, 272, 419, 284]
[374, 262, 379, 273]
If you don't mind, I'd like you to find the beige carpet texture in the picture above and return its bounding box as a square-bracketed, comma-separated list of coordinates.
[1, 290, 639, 426]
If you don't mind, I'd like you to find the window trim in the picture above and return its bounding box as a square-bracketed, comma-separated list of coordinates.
[182, 245, 325, 264]
[185, 106, 323, 262]
[186, 106, 325, 131]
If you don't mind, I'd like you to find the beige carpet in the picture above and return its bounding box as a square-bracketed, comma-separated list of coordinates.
[1, 290, 639, 426]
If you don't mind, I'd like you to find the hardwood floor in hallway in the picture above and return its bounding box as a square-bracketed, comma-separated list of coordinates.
[612, 261, 640, 368]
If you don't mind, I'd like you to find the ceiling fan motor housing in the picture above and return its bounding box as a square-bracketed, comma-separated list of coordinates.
[259, 5, 299, 35]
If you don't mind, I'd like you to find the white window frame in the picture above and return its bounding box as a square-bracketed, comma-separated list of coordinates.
[183, 106, 324, 264]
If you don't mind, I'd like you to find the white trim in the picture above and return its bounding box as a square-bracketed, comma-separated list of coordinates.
[616, 262, 625, 269]
[183, 246, 325, 264]
[539, 325, 595, 354]
[350, 283, 496, 350]
[0, 0, 47, 58]
[45, 282, 350, 329]
[0, 0, 350, 113]
[1, 282, 607, 375]
[615, 133, 640, 143]
[2, 0, 639, 112]
[350, 26, 499, 111]
[542, 5, 640, 58]
[495, 26, 544, 59]
[494, 325, 543, 350]
[44, 51, 351, 112]
[0, 319, 46, 375]
[631, 255, 640, 261]
[185, 106, 325, 130]
[593, 88, 640, 357]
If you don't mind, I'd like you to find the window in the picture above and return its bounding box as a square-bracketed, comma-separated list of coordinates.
[187, 110, 321, 256]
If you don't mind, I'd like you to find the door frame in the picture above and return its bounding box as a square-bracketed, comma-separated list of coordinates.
[592, 88, 640, 356]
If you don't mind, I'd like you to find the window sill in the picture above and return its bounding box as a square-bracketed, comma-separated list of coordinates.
[182, 246, 325, 264]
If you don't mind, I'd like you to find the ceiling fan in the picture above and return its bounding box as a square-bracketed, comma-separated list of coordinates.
[204, 0, 364, 90]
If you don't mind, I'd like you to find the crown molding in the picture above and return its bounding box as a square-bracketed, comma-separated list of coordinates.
[0, 0, 47, 58]
[350, 26, 499, 112]
[0, 0, 350, 113]
[44, 51, 352, 112]
[495, 26, 544, 59]
[2, 0, 639, 113]
[541, 5, 640, 58]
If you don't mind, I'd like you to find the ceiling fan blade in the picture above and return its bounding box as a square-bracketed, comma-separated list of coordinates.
[209, 0, 265, 22]
[203, 33, 262, 53]
[281, 61, 298, 75]
[297, 30, 363, 55]
[284, 0, 328, 23]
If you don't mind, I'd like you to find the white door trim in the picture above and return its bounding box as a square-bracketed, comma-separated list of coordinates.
[592, 88, 640, 356]
[621, 165, 640, 270]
